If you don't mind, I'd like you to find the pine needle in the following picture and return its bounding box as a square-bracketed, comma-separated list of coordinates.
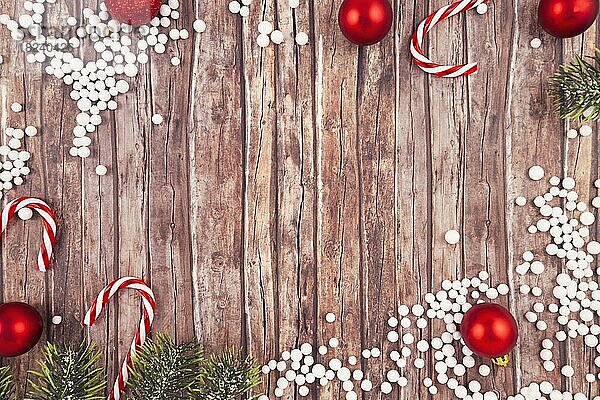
[549, 49, 600, 121]
[126, 333, 204, 400]
[0, 366, 14, 400]
[26, 341, 106, 400]
[194, 349, 262, 400]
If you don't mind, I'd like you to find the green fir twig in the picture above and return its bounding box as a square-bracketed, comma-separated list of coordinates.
[126, 333, 261, 400]
[549, 49, 600, 121]
[0, 366, 14, 400]
[126, 333, 204, 400]
[26, 341, 106, 400]
[194, 349, 261, 400]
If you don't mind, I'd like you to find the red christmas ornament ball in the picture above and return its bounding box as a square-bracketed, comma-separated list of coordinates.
[460, 303, 518, 359]
[338, 0, 394, 45]
[538, 0, 599, 38]
[0, 302, 43, 357]
[104, 0, 162, 26]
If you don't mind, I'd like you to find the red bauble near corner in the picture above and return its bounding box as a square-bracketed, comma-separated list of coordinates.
[0, 302, 43, 357]
[538, 0, 599, 38]
[105, 0, 162, 26]
[460, 303, 518, 366]
[338, 0, 394, 45]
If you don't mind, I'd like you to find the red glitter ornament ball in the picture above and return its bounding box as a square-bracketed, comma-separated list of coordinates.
[538, 0, 599, 38]
[0, 302, 43, 357]
[338, 0, 394, 45]
[460, 303, 518, 361]
[104, 0, 163, 26]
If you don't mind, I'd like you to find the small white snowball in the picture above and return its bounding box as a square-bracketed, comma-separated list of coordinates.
[10, 102, 22, 112]
[258, 21, 273, 35]
[476, 2, 488, 14]
[522, 250, 534, 261]
[228, 1, 241, 13]
[17, 207, 33, 220]
[193, 19, 206, 33]
[296, 32, 309, 45]
[360, 379, 372, 392]
[560, 365, 574, 377]
[257, 33, 271, 48]
[24, 126, 37, 136]
[380, 382, 392, 394]
[580, 125, 593, 137]
[152, 114, 164, 125]
[530, 38, 542, 48]
[528, 165, 545, 181]
[444, 229, 460, 245]
[580, 211, 595, 226]
[387, 330, 399, 343]
[271, 30, 284, 45]
[51, 315, 63, 325]
[96, 165, 108, 176]
[515, 196, 527, 206]
[300, 342, 312, 355]
[325, 312, 336, 322]
[370, 347, 381, 357]
[562, 177, 576, 190]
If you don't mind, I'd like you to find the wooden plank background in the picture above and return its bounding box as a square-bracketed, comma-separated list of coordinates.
[0, 0, 598, 398]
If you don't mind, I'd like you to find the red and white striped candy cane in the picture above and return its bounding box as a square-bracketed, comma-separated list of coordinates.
[410, 0, 485, 77]
[1, 196, 57, 272]
[83, 277, 156, 400]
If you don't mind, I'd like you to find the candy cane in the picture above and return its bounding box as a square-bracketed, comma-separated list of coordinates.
[1, 196, 57, 272]
[83, 277, 156, 400]
[410, 0, 485, 77]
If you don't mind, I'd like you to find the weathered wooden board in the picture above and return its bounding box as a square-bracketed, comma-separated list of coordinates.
[0, 0, 597, 398]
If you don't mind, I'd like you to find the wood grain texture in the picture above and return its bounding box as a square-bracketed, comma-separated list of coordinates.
[0, 0, 598, 399]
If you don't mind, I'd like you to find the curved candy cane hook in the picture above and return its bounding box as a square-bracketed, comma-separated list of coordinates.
[83, 277, 156, 400]
[1, 196, 57, 272]
[410, 0, 485, 78]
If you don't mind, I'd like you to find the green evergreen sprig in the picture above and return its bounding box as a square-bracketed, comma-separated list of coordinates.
[26, 341, 106, 400]
[549, 50, 600, 121]
[125, 333, 204, 400]
[126, 334, 262, 400]
[2, 334, 260, 400]
[0, 366, 14, 400]
[194, 350, 262, 400]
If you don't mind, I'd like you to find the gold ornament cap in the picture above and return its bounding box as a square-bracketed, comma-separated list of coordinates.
[492, 354, 510, 367]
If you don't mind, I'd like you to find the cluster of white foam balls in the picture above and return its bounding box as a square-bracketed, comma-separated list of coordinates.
[260, 271, 600, 400]
[260, 271, 521, 400]
[0, 0, 206, 169]
[259, 162, 600, 400]
[520, 167, 600, 281]
[510, 165, 600, 396]
[234, 0, 308, 48]
[0, 105, 36, 202]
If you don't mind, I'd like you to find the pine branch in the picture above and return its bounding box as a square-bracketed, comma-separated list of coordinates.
[193, 350, 261, 400]
[126, 333, 204, 400]
[0, 366, 14, 400]
[26, 341, 106, 400]
[549, 49, 600, 121]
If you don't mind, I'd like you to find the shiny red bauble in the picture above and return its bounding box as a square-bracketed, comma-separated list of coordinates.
[338, 0, 394, 45]
[460, 303, 518, 359]
[105, 0, 162, 26]
[538, 0, 599, 38]
[0, 302, 43, 357]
